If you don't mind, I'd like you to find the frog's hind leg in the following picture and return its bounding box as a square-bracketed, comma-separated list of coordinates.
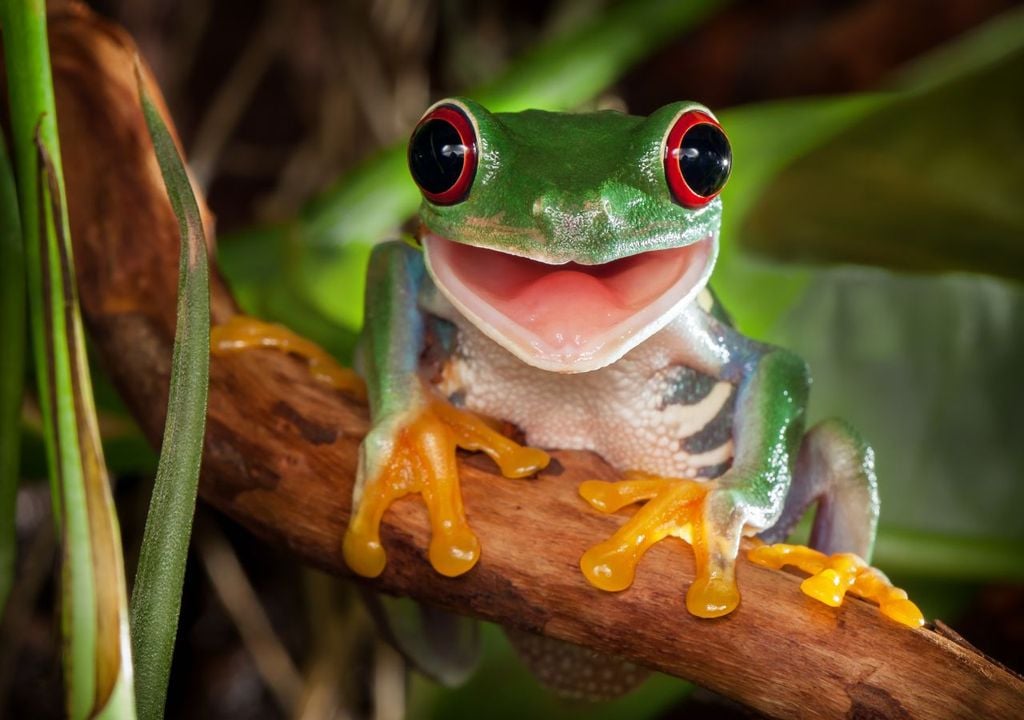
[503, 628, 649, 701]
[759, 418, 878, 557]
[751, 419, 924, 627]
[212, 315, 367, 401]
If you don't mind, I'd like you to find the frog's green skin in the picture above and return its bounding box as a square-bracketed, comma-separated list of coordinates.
[353, 97, 879, 612]
[419, 101, 720, 265]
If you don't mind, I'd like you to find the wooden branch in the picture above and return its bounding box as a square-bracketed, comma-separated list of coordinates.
[43, 5, 1024, 718]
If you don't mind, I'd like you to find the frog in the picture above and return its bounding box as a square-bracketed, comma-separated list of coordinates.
[213, 97, 923, 630]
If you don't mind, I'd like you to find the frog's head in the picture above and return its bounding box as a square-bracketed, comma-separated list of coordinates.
[409, 97, 731, 373]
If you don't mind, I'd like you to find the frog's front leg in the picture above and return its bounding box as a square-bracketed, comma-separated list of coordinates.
[751, 420, 924, 627]
[580, 331, 810, 618]
[759, 418, 879, 558]
[344, 241, 549, 578]
[345, 389, 550, 577]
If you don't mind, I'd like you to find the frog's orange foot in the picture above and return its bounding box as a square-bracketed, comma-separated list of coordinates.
[343, 398, 550, 579]
[579, 473, 738, 618]
[748, 543, 925, 628]
[211, 315, 367, 402]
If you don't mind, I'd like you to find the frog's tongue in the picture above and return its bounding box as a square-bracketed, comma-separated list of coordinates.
[423, 234, 716, 373]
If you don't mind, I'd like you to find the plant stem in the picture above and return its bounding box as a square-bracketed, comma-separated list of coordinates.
[0, 124, 24, 618]
[0, 1, 135, 716]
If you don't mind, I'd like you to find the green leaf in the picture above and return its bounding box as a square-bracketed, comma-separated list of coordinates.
[710, 94, 888, 338]
[739, 7, 1024, 278]
[706, 10, 1024, 582]
[0, 1, 136, 716]
[0, 121, 25, 618]
[779, 269, 1024, 581]
[128, 65, 211, 720]
[218, 0, 727, 341]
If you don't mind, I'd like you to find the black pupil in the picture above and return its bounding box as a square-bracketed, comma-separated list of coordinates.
[678, 124, 731, 197]
[409, 118, 467, 194]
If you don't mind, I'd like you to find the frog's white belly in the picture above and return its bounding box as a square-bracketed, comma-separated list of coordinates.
[433, 313, 736, 479]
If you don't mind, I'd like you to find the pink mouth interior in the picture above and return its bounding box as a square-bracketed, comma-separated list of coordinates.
[425, 234, 712, 367]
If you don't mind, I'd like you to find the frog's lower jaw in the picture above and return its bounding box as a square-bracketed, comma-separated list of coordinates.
[422, 233, 717, 374]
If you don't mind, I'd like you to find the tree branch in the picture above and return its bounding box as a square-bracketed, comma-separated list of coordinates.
[43, 5, 1024, 718]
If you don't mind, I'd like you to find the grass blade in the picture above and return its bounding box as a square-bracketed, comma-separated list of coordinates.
[0, 125, 24, 618]
[128, 63, 210, 720]
[0, 1, 136, 716]
[35, 139, 136, 719]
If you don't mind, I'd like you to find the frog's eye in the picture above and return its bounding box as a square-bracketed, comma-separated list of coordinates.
[408, 103, 478, 205]
[664, 110, 731, 208]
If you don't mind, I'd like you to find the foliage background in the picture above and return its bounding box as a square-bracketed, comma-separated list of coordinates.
[3, 0, 1022, 718]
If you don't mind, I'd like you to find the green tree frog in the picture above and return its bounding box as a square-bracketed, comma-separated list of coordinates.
[214, 98, 923, 629]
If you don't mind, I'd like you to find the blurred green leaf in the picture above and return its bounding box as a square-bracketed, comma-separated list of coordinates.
[219, 0, 726, 339]
[676, 9, 1024, 586]
[129, 66, 210, 720]
[893, 3, 1024, 91]
[779, 269, 1024, 580]
[0, 1, 136, 716]
[0, 123, 24, 618]
[740, 7, 1024, 278]
[712, 94, 888, 338]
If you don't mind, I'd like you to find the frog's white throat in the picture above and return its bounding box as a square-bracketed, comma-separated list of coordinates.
[423, 233, 717, 374]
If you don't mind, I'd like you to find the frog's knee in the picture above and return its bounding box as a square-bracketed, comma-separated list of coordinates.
[808, 417, 870, 451]
[800, 418, 877, 493]
[794, 419, 879, 558]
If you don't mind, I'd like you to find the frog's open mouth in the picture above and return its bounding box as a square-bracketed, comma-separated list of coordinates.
[422, 234, 716, 373]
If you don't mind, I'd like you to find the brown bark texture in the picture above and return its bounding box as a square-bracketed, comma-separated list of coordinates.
[37, 5, 1024, 718]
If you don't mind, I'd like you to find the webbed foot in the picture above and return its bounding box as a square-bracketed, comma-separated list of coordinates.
[578, 472, 742, 618]
[344, 395, 550, 578]
[748, 543, 924, 628]
[211, 315, 368, 401]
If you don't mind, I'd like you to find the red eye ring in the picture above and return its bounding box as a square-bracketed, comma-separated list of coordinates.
[664, 110, 731, 209]
[408, 104, 478, 205]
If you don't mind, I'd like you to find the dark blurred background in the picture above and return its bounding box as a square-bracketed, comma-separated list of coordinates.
[89, 0, 1020, 231]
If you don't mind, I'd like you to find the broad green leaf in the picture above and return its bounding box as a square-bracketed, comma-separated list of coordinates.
[0, 123, 24, 617]
[712, 94, 888, 338]
[0, 1, 136, 716]
[129, 65, 210, 720]
[713, 9, 1024, 581]
[779, 269, 1024, 580]
[218, 0, 726, 338]
[740, 7, 1024, 278]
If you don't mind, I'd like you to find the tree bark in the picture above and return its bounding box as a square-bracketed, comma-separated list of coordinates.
[41, 5, 1024, 718]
